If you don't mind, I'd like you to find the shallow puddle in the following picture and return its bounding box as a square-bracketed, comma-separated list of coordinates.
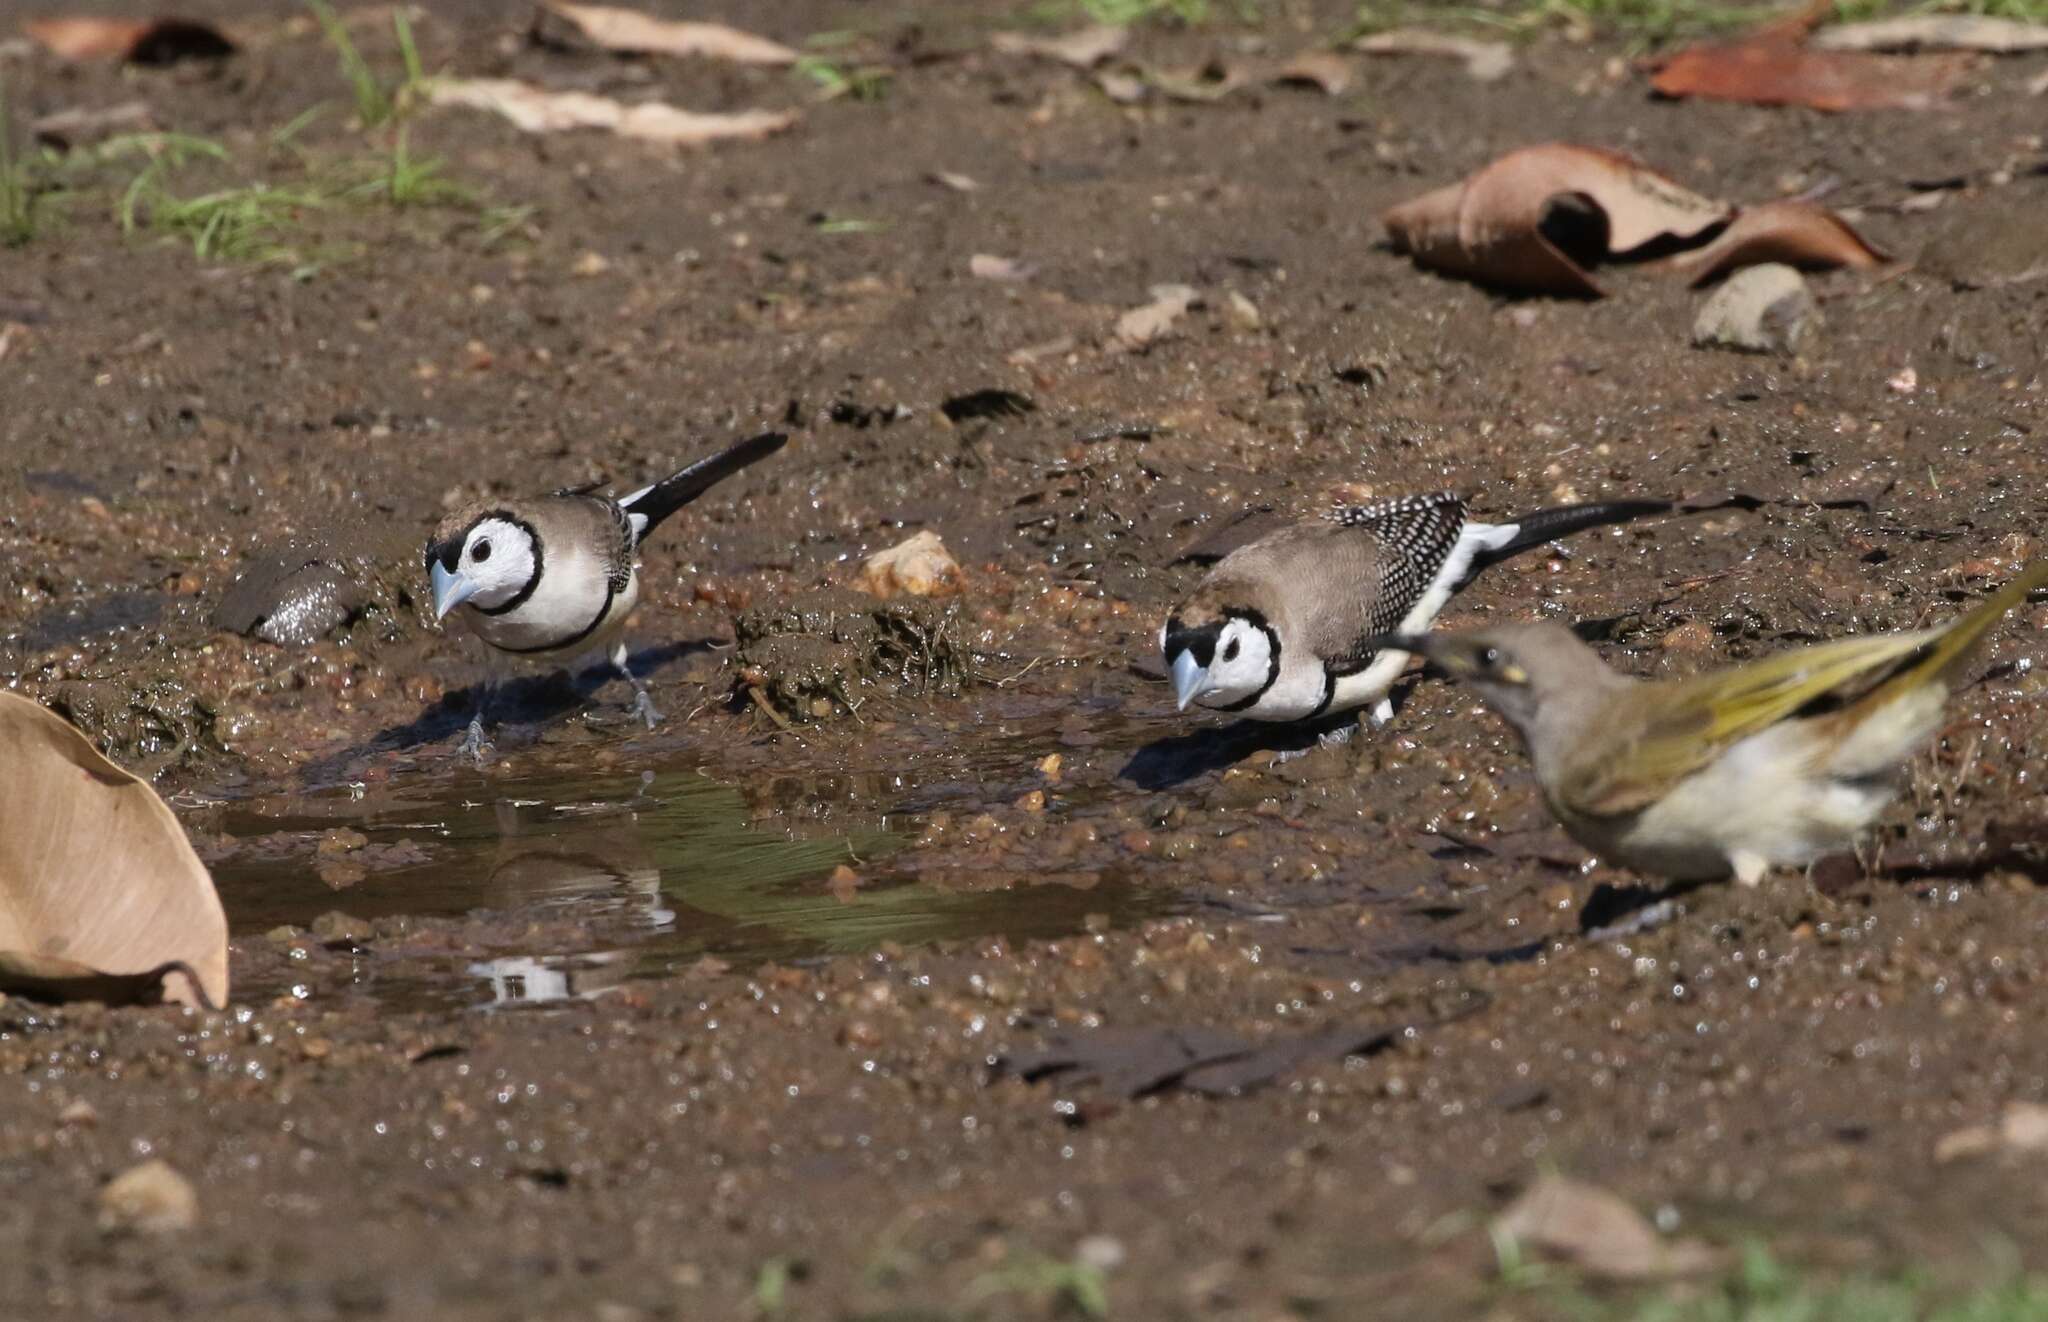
[206, 763, 1172, 1011]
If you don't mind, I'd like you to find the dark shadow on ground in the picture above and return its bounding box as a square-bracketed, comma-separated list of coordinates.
[298, 640, 712, 785]
[1118, 684, 1416, 791]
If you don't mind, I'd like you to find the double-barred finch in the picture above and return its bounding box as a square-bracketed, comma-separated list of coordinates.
[1373, 562, 2048, 887]
[424, 431, 788, 757]
[1161, 492, 1670, 726]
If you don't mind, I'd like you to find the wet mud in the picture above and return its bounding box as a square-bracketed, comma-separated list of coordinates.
[3, 1, 2048, 1317]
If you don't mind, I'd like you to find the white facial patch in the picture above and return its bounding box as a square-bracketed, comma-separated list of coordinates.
[460, 517, 538, 610]
[1194, 617, 1274, 708]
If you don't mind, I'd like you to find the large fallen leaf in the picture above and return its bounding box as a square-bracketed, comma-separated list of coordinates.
[1664, 199, 1887, 285]
[537, 2, 797, 65]
[1814, 15, 2048, 53]
[989, 24, 1127, 69]
[427, 78, 798, 145]
[1353, 28, 1513, 83]
[1495, 1175, 1722, 1280]
[1382, 144, 1729, 297]
[0, 692, 227, 1008]
[25, 16, 234, 64]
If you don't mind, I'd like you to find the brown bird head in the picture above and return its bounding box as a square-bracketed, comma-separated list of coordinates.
[1161, 578, 1282, 712]
[424, 504, 542, 619]
[1371, 622, 1612, 737]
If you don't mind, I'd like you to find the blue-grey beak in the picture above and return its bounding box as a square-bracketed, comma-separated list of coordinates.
[1170, 650, 1209, 712]
[430, 561, 479, 619]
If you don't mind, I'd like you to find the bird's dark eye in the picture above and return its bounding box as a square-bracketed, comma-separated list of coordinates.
[1223, 639, 1241, 662]
[472, 539, 492, 563]
[1479, 647, 1501, 668]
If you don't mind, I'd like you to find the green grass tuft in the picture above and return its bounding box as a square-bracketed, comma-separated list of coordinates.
[0, 82, 59, 247]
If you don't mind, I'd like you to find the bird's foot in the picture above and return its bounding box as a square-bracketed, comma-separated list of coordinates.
[1317, 723, 1359, 751]
[456, 718, 495, 767]
[1367, 697, 1395, 729]
[632, 688, 663, 730]
[1729, 849, 1769, 888]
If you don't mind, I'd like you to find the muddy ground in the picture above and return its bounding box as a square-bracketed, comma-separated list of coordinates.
[4, 0, 2048, 1317]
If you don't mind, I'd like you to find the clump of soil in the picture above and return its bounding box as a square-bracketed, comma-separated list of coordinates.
[734, 586, 974, 720]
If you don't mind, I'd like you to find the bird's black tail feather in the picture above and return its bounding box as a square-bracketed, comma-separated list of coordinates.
[621, 432, 789, 534]
[1471, 498, 1671, 573]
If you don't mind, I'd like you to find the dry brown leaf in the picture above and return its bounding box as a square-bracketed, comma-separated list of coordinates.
[1382, 144, 1729, 296]
[25, 16, 234, 64]
[427, 78, 797, 145]
[1813, 15, 2048, 53]
[990, 24, 1128, 69]
[1353, 28, 1513, 82]
[1113, 283, 1198, 349]
[1665, 199, 1887, 285]
[1272, 50, 1352, 95]
[539, 2, 797, 64]
[1495, 1175, 1722, 1280]
[1647, 4, 1971, 112]
[861, 531, 965, 600]
[0, 692, 227, 1009]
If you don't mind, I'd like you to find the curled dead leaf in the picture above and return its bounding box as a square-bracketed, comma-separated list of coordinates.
[26, 17, 234, 64]
[0, 692, 227, 1008]
[427, 78, 798, 146]
[25, 16, 234, 64]
[1664, 199, 1887, 285]
[537, 2, 797, 65]
[862, 531, 965, 600]
[1495, 1175, 1722, 1280]
[1353, 28, 1512, 83]
[1382, 144, 1729, 296]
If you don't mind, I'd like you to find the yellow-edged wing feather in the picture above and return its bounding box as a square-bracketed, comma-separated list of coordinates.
[1562, 564, 2046, 818]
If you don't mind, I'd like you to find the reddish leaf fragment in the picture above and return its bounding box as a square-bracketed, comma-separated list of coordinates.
[25, 16, 233, 65]
[1646, 33, 1970, 110]
[1666, 200, 1888, 285]
[1382, 143, 1728, 297]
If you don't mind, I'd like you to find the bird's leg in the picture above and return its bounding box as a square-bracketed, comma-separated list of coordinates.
[613, 641, 661, 729]
[457, 678, 497, 766]
[1368, 696, 1396, 729]
[1729, 849, 1769, 888]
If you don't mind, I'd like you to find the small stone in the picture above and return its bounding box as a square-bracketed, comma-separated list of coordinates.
[1692, 263, 1819, 356]
[315, 828, 368, 857]
[58, 1098, 98, 1128]
[1075, 1234, 1126, 1272]
[1224, 290, 1261, 330]
[1659, 620, 1715, 652]
[571, 250, 611, 277]
[310, 911, 373, 943]
[98, 1160, 198, 1234]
